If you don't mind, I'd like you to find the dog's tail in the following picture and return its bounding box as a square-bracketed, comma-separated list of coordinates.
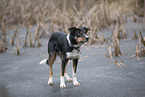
[39, 59, 48, 65]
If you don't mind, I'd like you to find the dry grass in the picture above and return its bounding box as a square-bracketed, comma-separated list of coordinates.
[0, 0, 138, 29]
[0, 0, 144, 54]
[131, 32, 145, 60]
[105, 28, 122, 60]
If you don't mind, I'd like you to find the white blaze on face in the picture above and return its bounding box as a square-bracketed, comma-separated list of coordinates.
[76, 33, 89, 43]
[83, 33, 89, 39]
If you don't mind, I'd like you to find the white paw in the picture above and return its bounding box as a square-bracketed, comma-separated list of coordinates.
[73, 81, 80, 86]
[73, 74, 80, 86]
[68, 78, 73, 82]
[60, 76, 66, 88]
[48, 77, 53, 85]
[60, 83, 66, 88]
[39, 59, 47, 65]
[65, 73, 73, 82]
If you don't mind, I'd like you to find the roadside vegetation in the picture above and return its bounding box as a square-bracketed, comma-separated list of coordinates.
[0, 0, 145, 63]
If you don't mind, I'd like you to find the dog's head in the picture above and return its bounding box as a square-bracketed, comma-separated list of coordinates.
[68, 27, 90, 44]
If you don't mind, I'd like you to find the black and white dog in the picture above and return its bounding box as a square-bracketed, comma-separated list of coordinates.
[39, 27, 90, 88]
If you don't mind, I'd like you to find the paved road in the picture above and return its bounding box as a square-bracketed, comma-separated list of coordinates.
[0, 19, 145, 97]
[0, 41, 145, 97]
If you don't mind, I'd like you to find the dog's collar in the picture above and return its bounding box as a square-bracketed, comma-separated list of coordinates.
[66, 34, 82, 48]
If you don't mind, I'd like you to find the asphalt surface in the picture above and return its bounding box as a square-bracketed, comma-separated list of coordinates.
[0, 18, 145, 97]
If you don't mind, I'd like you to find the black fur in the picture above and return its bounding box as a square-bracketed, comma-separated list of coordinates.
[47, 27, 89, 77]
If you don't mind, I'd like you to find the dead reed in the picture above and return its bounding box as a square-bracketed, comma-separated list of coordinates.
[0, 0, 138, 30]
[138, 32, 145, 56]
[10, 27, 18, 45]
[105, 29, 122, 60]
[0, 38, 7, 53]
[132, 29, 138, 40]
[0, 0, 144, 55]
[131, 31, 145, 60]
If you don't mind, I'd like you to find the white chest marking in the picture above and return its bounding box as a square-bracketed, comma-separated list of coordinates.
[66, 49, 80, 59]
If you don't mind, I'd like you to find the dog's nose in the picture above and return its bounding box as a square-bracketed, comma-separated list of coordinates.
[85, 37, 89, 42]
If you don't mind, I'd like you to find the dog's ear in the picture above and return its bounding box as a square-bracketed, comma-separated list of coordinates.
[82, 27, 90, 33]
[68, 27, 77, 35]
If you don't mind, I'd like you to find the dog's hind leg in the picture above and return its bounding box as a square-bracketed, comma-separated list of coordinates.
[47, 51, 56, 85]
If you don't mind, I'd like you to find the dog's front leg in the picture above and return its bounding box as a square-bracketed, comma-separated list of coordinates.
[60, 58, 68, 88]
[73, 59, 80, 86]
